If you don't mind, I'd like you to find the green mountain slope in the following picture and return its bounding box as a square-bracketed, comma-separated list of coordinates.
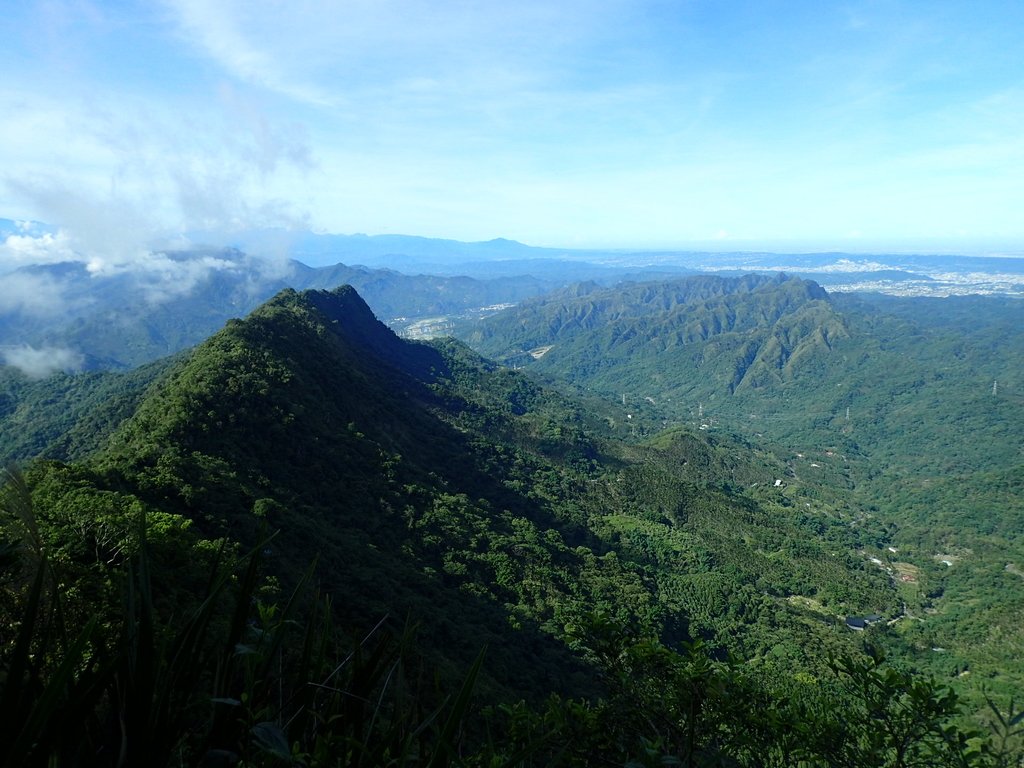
[3, 284, 1018, 765]
[88, 286, 889, 664]
[0, 356, 182, 465]
[460, 274, 843, 392]
[458, 274, 1024, 699]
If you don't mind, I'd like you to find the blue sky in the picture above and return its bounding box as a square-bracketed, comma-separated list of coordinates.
[2, 0, 1024, 254]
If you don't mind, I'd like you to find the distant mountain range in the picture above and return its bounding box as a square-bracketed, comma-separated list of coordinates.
[457, 273, 1023, 479]
[0, 248, 559, 370]
[188, 226, 1024, 295]
[2, 220, 1022, 375]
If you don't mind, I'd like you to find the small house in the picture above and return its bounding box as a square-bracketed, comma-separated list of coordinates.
[845, 614, 883, 631]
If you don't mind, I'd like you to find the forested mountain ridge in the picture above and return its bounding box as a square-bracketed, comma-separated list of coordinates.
[461, 273, 847, 393]
[457, 273, 1024, 707]
[459, 275, 1023, 460]
[463, 273, 826, 343]
[92, 284, 889, 654]
[7, 283, 1016, 765]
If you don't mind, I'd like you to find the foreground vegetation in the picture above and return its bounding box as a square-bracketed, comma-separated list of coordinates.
[3, 463, 1022, 767]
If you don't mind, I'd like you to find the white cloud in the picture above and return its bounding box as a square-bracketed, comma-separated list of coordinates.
[0, 272, 74, 315]
[163, 0, 337, 105]
[0, 76, 314, 295]
[160, 0, 633, 111]
[94, 251, 246, 304]
[2, 345, 84, 379]
[0, 231, 76, 271]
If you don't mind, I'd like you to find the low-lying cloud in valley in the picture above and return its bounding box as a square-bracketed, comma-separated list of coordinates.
[1, 344, 84, 379]
[0, 272, 82, 317]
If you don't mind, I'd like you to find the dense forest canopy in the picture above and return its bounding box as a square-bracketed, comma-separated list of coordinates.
[1, 281, 1022, 766]
[456, 275, 1024, 692]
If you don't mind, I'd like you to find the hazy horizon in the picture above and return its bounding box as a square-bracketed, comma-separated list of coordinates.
[5, 215, 1024, 265]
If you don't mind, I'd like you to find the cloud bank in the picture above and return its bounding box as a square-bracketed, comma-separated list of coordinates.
[0, 230, 75, 272]
[2, 345, 84, 379]
[0, 272, 78, 315]
[0, 85, 313, 304]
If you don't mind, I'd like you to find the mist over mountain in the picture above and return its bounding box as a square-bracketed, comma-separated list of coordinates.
[187, 227, 1024, 293]
[0, 247, 560, 371]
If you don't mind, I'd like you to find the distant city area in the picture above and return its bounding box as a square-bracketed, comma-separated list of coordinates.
[589, 251, 1024, 298]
